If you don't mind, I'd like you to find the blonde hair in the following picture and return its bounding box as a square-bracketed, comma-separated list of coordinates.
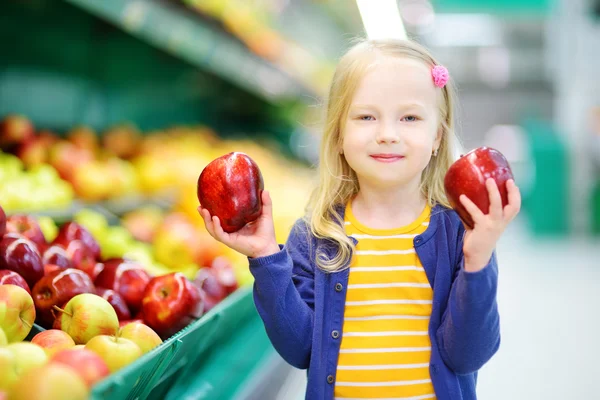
[305, 39, 459, 273]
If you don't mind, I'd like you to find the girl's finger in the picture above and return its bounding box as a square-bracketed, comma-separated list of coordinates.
[503, 179, 522, 221]
[200, 209, 216, 237]
[486, 178, 503, 220]
[460, 194, 485, 224]
[212, 216, 232, 245]
[260, 190, 273, 220]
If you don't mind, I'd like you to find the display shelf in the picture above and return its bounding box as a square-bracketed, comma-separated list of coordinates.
[63, 0, 316, 104]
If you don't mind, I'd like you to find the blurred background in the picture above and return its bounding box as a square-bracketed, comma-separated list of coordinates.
[0, 0, 598, 399]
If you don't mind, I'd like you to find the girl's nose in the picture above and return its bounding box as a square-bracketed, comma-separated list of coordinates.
[376, 123, 400, 144]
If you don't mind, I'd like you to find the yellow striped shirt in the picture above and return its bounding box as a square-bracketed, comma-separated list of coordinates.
[334, 203, 436, 400]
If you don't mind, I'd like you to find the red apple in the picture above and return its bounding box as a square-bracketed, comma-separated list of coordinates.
[0, 205, 6, 237]
[5, 215, 47, 253]
[31, 329, 75, 357]
[0, 115, 34, 153]
[16, 137, 49, 168]
[0, 235, 44, 288]
[51, 348, 110, 388]
[32, 268, 95, 328]
[42, 245, 73, 270]
[95, 259, 151, 314]
[444, 146, 514, 229]
[63, 240, 99, 278]
[193, 267, 226, 312]
[53, 222, 101, 260]
[95, 288, 131, 321]
[197, 152, 264, 233]
[0, 270, 31, 294]
[44, 264, 66, 276]
[142, 272, 204, 339]
[47, 140, 94, 182]
[211, 256, 239, 295]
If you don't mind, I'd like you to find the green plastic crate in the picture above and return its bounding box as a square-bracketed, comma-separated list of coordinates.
[90, 285, 260, 400]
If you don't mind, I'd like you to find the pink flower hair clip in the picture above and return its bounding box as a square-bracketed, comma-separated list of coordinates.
[432, 65, 449, 88]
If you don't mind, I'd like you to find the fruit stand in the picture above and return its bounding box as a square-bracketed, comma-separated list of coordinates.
[0, 0, 356, 398]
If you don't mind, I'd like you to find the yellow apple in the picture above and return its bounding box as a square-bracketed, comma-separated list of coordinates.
[0, 285, 35, 343]
[119, 322, 162, 354]
[31, 329, 76, 357]
[9, 363, 88, 400]
[85, 335, 142, 373]
[57, 294, 119, 344]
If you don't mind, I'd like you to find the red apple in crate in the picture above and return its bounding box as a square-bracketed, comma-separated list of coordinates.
[0, 235, 44, 287]
[85, 335, 142, 373]
[53, 222, 101, 260]
[51, 348, 110, 388]
[197, 152, 264, 233]
[0, 284, 35, 342]
[0, 205, 6, 237]
[32, 268, 95, 328]
[211, 256, 239, 295]
[0, 115, 34, 152]
[8, 363, 89, 400]
[95, 259, 151, 314]
[64, 240, 100, 279]
[44, 263, 66, 276]
[0, 270, 31, 294]
[142, 272, 204, 339]
[31, 329, 75, 357]
[194, 267, 226, 312]
[5, 215, 47, 252]
[95, 288, 131, 321]
[119, 322, 163, 354]
[56, 293, 119, 344]
[444, 146, 514, 229]
[43, 245, 73, 270]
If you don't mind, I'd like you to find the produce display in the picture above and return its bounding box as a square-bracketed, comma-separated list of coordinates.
[0, 104, 314, 398]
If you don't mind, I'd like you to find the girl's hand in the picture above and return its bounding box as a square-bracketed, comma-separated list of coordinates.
[198, 190, 280, 259]
[459, 179, 521, 272]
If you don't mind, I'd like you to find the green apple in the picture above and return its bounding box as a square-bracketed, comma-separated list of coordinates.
[0, 327, 7, 346]
[85, 335, 142, 373]
[119, 322, 162, 354]
[37, 216, 58, 243]
[0, 285, 35, 342]
[100, 226, 136, 259]
[56, 294, 119, 344]
[74, 209, 109, 243]
[9, 363, 88, 400]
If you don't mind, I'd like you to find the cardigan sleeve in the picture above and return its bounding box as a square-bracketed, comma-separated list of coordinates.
[248, 219, 315, 369]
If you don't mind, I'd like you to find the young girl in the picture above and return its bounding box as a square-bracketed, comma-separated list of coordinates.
[199, 39, 521, 400]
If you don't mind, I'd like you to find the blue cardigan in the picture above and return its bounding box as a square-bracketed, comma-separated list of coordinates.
[248, 205, 500, 400]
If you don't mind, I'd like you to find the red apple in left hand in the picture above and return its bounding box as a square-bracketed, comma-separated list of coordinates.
[32, 268, 95, 328]
[53, 222, 101, 260]
[197, 152, 264, 233]
[95, 259, 151, 314]
[142, 272, 204, 339]
[0, 269, 31, 294]
[6, 215, 47, 253]
[444, 146, 514, 229]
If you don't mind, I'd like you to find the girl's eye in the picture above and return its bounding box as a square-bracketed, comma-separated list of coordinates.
[403, 115, 419, 122]
[358, 115, 375, 121]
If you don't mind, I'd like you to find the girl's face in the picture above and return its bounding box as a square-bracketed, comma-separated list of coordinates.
[342, 56, 442, 190]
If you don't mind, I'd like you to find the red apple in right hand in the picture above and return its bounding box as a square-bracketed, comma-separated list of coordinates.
[5, 215, 47, 253]
[142, 272, 203, 339]
[0, 235, 44, 288]
[0, 270, 31, 294]
[95, 259, 151, 314]
[197, 152, 264, 233]
[53, 222, 101, 260]
[95, 288, 131, 321]
[32, 268, 95, 328]
[444, 146, 514, 229]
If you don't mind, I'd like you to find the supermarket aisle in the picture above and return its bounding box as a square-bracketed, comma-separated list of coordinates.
[265, 216, 600, 400]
